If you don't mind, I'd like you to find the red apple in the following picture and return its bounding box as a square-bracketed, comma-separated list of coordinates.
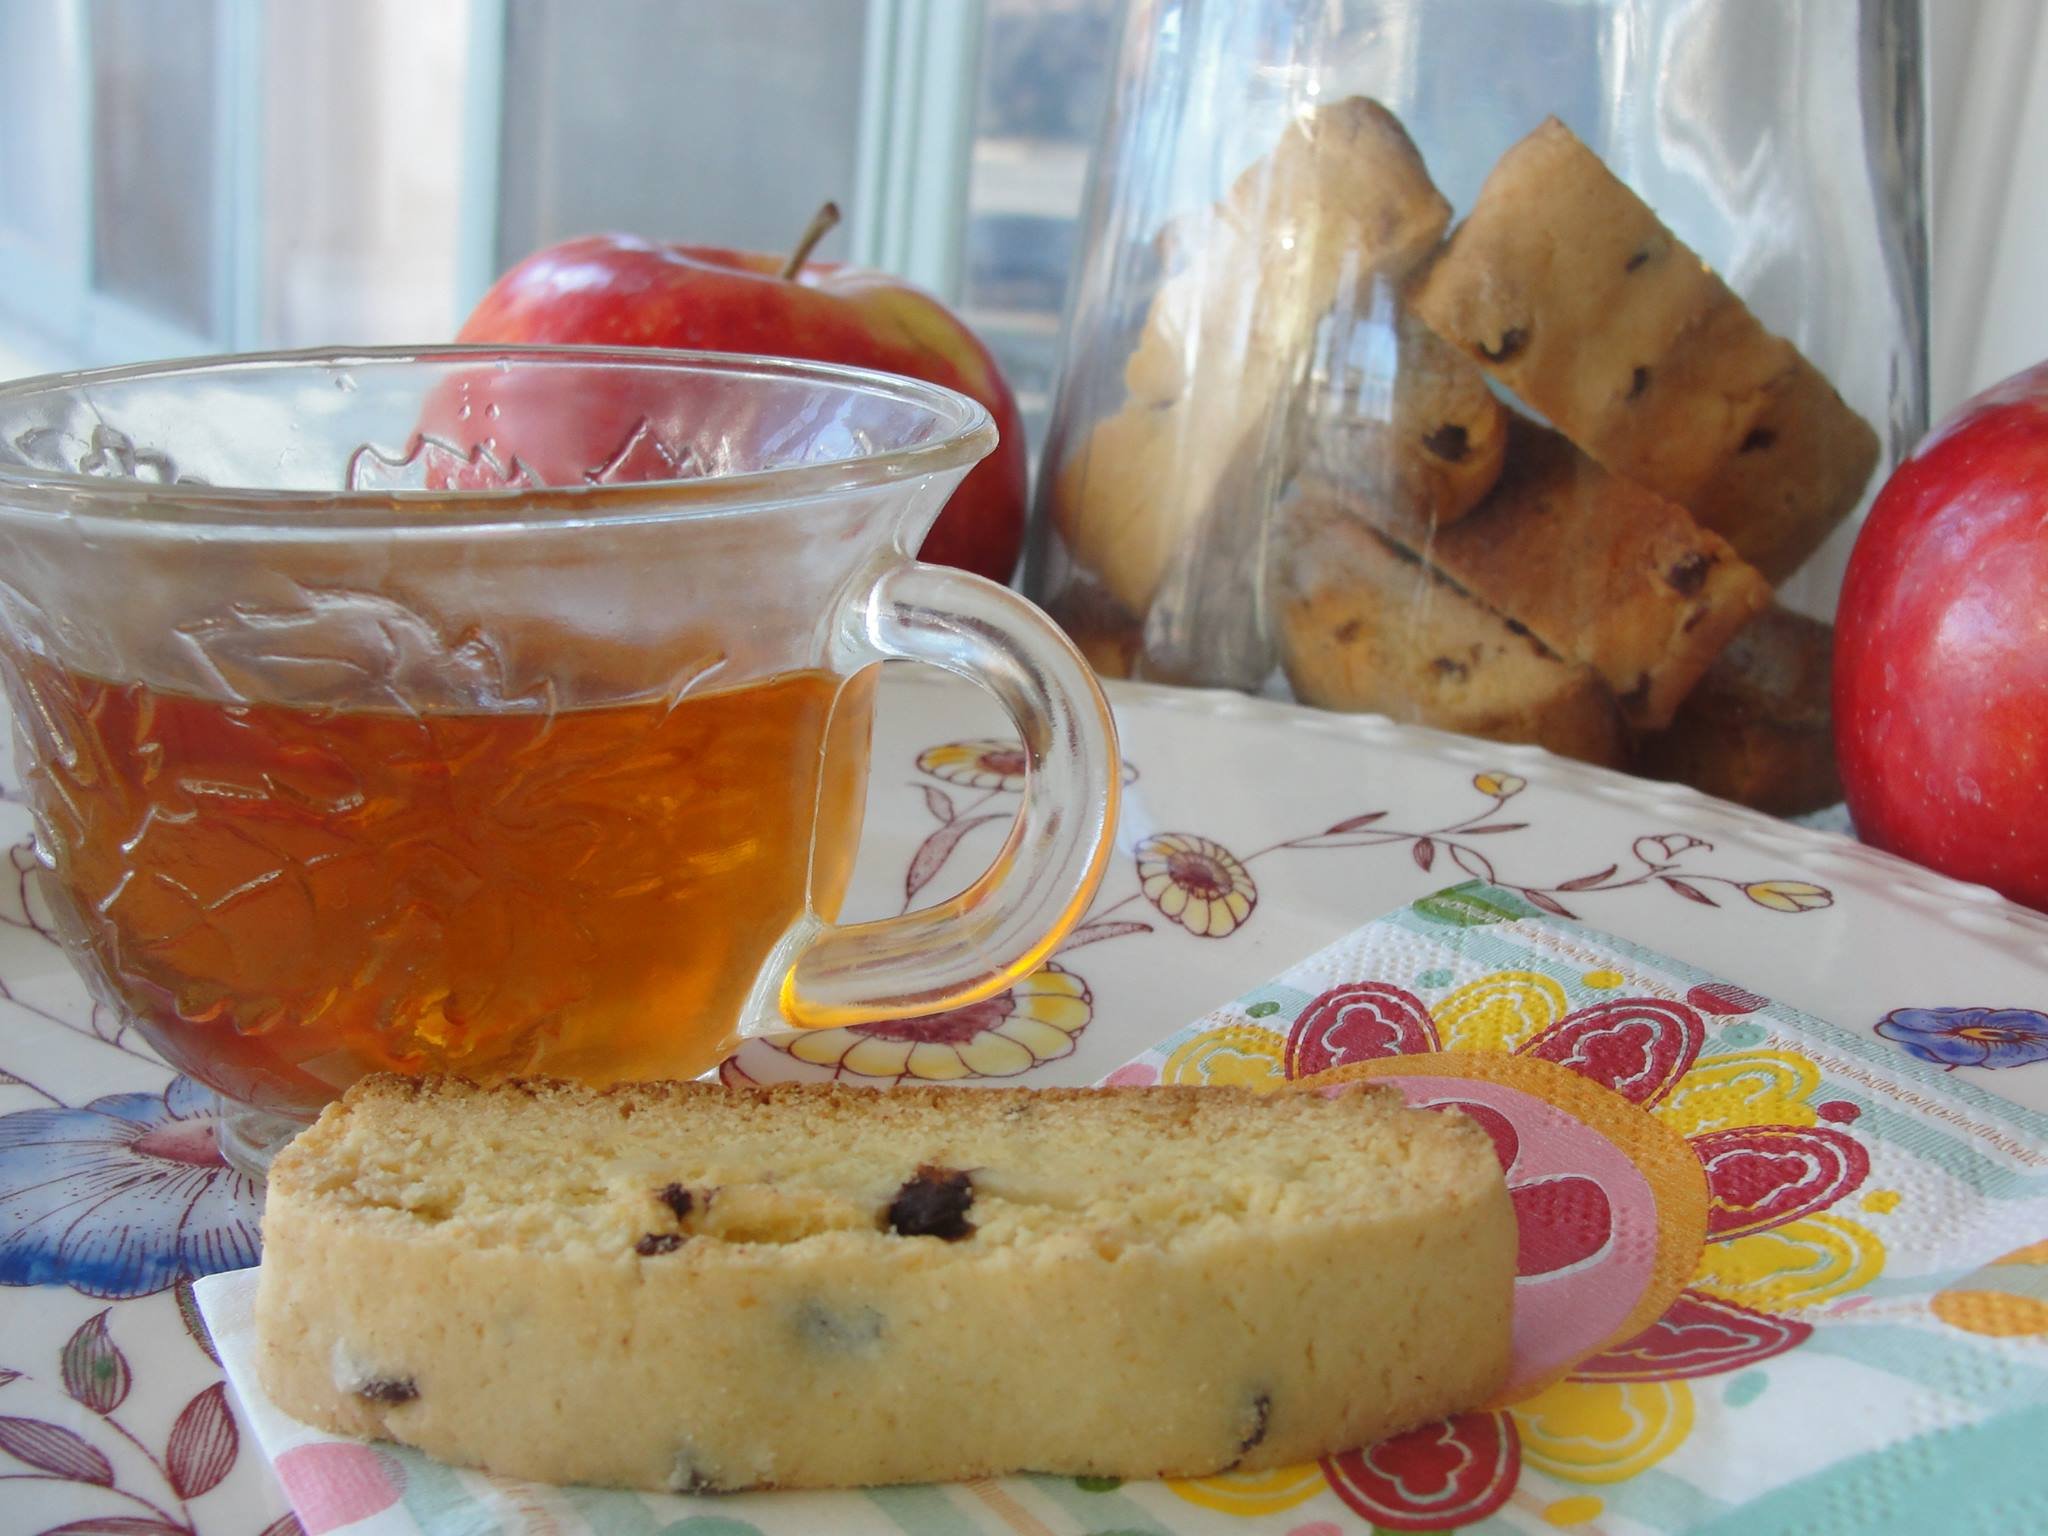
[1835, 360, 2048, 910]
[453, 205, 1028, 583]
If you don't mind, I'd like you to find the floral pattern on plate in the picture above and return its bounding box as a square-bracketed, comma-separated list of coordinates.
[755, 962, 1093, 1082]
[0, 1077, 261, 1299]
[0, 1296, 257, 1536]
[734, 760, 1836, 1086]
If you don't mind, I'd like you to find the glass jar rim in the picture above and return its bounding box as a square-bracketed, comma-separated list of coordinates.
[0, 344, 997, 533]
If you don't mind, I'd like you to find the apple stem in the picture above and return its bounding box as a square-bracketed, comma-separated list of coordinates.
[780, 201, 842, 280]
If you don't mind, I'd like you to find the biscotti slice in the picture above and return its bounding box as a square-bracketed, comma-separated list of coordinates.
[1411, 117, 1879, 579]
[1681, 356, 1883, 581]
[1299, 303, 1510, 528]
[1634, 604, 1842, 815]
[1053, 96, 1452, 617]
[1279, 490, 1624, 766]
[1382, 418, 1771, 730]
[257, 1078, 1514, 1493]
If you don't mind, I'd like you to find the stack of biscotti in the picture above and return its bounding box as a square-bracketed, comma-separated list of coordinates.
[256, 1077, 1513, 1492]
[1052, 97, 1471, 619]
[1373, 416, 1771, 731]
[1279, 491, 1627, 764]
[1411, 120, 1879, 586]
[1632, 605, 1842, 815]
[1049, 98, 1505, 682]
[1053, 103, 1867, 805]
[1253, 111, 1867, 806]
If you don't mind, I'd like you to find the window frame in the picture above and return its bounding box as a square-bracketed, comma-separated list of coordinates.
[0, 0, 989, 370]
[0, 0, 264, 370]
[849, 0, 984, 305]
[0, 0, 93, 369]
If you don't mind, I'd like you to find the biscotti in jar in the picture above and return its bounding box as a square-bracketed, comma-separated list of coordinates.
[1023, 0, 1924, 816]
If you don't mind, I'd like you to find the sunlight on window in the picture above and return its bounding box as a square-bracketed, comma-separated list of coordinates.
[962, 0, 1119, 450]
[0, 0, 1115, 403]
[261, 0, 470, 347]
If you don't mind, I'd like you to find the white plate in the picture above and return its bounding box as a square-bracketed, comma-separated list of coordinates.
[730, 670, 2048, 1114]
[3, 667, 2046, 1536]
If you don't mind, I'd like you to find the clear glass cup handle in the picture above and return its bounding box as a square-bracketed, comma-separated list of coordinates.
[780, 561, 1121, 1028]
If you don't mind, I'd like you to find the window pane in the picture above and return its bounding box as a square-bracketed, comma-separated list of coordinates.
[963, 0, 1120, 453]
[90, 0, 219, 336]
[260, 0, 468, 347]
[496, 0, 868, 270]
[0, 0, 86, 272]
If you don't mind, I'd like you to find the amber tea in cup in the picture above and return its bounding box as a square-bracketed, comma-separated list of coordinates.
[21, 658, 874, 1097]
[0, 348, 1117, 1171]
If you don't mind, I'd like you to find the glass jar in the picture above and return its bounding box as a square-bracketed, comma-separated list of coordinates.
[1025, 0, 1926, 816]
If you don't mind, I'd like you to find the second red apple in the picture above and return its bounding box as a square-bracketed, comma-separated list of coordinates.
[454, 206, 1029, 584]
[1835, 360, 2048, 911]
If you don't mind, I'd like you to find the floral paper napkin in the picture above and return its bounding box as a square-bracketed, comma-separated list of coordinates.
[199, 880, 2048, 1535]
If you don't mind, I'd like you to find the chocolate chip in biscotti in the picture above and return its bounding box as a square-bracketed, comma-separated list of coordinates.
[1665, 551, 1713, 597]
[888, 1165, 976, 1240]
[656, 1183, 694, 1221]
[356, 1377, 418, 1406]
[1740, 426, 1777, 453]
[1235, 1392, 1274, 1460]
[1422, 423, 1471, 463]
[635, 1233, 684, 1256]
[1629, 366, 1652, 400]
[1479, 326, 1529, 363]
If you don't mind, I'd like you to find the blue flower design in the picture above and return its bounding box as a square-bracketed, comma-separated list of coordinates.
[1875, 1006, 2048, 1071]
[0, 1076, 262, 1297]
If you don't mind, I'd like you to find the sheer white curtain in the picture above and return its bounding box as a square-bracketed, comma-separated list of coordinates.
[1929, 0, 2048, 416]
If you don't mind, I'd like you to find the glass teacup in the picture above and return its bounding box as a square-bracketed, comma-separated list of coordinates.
[0, 347, 1118, 1172]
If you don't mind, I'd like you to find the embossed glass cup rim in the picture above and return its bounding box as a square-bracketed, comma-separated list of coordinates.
[0, 344, 997, 531]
